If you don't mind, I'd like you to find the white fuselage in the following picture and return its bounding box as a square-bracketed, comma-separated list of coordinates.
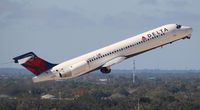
[33, 24, 192, 82]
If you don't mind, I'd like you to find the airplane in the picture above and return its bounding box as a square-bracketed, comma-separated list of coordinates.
[13, 24, 192, 83]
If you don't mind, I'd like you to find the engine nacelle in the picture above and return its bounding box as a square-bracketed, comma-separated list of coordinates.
[58, 61, 89, 78]
[58, 68, 72, 78]
[100, 67, 111, 74]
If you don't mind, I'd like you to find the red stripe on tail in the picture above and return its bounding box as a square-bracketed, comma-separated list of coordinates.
[13, 52, 57, 76]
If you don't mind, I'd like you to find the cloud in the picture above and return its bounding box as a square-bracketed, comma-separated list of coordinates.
[0, 0, 28, 29]
[138, 0, 158, 5]
[160, 10, 200, 24]
[138, 0, 189, 7]
[0, 0, 21, 22]
[0, 4, 95, 29]
[165, 0, 189, 7]
[101, 11, 164, 30]
[44, 8, 95, 28]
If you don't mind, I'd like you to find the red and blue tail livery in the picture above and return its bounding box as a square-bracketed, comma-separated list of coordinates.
[13, 52, 57, 76]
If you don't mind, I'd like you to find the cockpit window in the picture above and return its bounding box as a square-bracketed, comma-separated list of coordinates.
[176, 24, 182, 29]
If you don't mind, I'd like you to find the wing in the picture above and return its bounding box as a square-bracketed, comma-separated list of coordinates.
[102, 56, 126, 67]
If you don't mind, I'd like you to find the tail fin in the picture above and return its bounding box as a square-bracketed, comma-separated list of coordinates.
[13, 52, 57, 76]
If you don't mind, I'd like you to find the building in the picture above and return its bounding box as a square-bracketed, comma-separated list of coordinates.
[41, 94, 56, 100]
[72, 88, 88, 98]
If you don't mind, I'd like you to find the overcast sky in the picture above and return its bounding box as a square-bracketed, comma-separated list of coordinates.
[0, 0, 200, 70]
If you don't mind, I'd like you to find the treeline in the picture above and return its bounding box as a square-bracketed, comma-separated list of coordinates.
[0, 71, 199, 110]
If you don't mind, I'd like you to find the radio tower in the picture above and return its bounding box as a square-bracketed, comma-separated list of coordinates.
[133, 60, 136, 84]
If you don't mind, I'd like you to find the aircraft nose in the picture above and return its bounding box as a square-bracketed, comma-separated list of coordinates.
[182, 26, 193, 34]
[180, 26, 192, 39]
[186, 27, 192, 34]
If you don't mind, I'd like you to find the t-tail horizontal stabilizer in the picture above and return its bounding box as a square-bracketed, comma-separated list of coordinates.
[13, 52, 57, 76]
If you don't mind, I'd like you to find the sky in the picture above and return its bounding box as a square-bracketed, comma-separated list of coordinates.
[0, 0, 200, 70]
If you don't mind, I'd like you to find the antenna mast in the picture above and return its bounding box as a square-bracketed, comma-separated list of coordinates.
[133, 60, 136, 84]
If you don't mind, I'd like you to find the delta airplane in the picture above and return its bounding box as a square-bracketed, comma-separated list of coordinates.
[13, 24, 192, 83]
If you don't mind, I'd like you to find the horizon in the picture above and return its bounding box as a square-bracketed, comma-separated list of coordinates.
[0, 67, 200, 71]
